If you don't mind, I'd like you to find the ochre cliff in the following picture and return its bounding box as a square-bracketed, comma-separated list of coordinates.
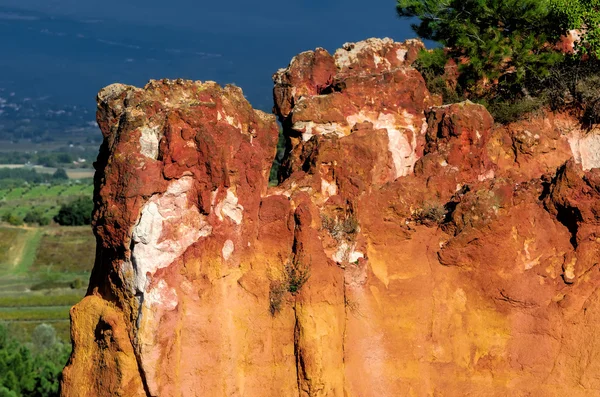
[62, 38, 600, 396]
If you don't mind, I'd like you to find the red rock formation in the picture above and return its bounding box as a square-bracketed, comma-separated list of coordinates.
[62, 39, 600, 396]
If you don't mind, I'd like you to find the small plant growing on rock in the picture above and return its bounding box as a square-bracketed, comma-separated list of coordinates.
[412, 202, 447, 226]
[269, 255, 311, 316]
[321, 213, 359, 241]
[285, 256, 310, 294]
[344, 295, 362, 317]
[269, 280, 286, 315]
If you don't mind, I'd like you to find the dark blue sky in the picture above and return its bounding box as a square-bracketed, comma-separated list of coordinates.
[0, 1, 417, 114]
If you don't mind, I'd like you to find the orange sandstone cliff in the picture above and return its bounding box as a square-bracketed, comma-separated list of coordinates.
[61, 38, 600, 396]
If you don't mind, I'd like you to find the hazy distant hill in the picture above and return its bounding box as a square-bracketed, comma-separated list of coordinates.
[0, 6, 256, 142]
[0, 3, 415, 143]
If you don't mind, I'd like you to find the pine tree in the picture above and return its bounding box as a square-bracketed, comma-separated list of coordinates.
[397, 0, 565, 92]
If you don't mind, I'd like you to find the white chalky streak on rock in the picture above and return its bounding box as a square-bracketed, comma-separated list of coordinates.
[139, 125, 161, 159]
[373, 54, 391, 69]
[321, 178, 338, 197]
[216, 188, 244, 224]
[396, 48, 407, 62]
[138, 278, 179, 396]
[293, 121, 345, 141]
[133, 177, 211, 396]
[222, 240, 234, 261]
[569, 130, 600, 171]
[334, 37, 394, 70]
[332, 241, 364, 264]
[564, 257, 577, 281]
[478, 170, 495, 182]
[145, 279, 178, 311]
[119, 260, 136, 294]
[347, 110, 421, 178]
[349, 251, 364, 263]
[217, 110, 243, 130]
[374, 54, 382, 67]
[333, 241, 350, 263]
[131, 177, 211, 292]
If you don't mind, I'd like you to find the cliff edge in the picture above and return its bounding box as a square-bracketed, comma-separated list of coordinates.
[61, 38, 600, 396]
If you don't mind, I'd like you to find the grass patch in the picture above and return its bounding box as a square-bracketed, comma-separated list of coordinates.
[0, 181, 93, 221]
[0, 294, 83, 308]
[0, 306, 71, 321]
[31, 227, 95, 273]
[14, 228, 42, 274]
[480, 97, 545, 124]
[0, 227, 26, 267]
[30, 278, 86, 291]
[0, 222, 92, 346]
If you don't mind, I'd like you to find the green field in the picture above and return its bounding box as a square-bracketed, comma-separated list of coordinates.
[0, 182, 93, 219]
[0, 225, 94, 343]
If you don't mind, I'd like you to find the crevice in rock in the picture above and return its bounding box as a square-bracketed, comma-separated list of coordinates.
[342, 281, 348, 369]
[94, 319, 114, 350]
[318, 80, 345, 95]
[495, 290, 539, 309]
[556, 206, 581, 248]
[128, 230, 152, 396]
[132, 342, 153, 397]
[293, 304, 303, 397]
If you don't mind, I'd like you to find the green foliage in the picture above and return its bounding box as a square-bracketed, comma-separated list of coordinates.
[550, 0, 600, 57]
[285, 256, 310, 294]
[415, 47, 447, 77]
[23, 210, 49, 226]
[400, 0, 600, 123]
[268, 280, 286, 315]
[0, 294, 82, 308]
[0, 182, 93, 223]
[414, 48, 464, 104]
[1, 213, 23, 227]
[31, 229, 95, 274]
[269, 129, 287, 186]
[51, 169, 68, 181]
[518, 56, 600, 122]
[269, 255, 311, 315]
[483, 97, 545, 124]
[53, 197, 93, 226]
[0, 323, 69, 397]
[0, 169, 51, 189]
[397, 0, 565, 90]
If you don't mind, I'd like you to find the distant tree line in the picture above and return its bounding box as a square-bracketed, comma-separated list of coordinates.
[0, 150, 97, 168]
[1, 197, 93, 227]
[0, 169, 68, 190]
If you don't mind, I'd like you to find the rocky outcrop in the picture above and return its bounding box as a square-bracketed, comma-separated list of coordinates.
[62, 38, 600, 396]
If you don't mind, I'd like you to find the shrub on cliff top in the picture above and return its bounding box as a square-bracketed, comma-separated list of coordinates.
[398, 0, 600, 122]
[397, 0, 565, 91]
